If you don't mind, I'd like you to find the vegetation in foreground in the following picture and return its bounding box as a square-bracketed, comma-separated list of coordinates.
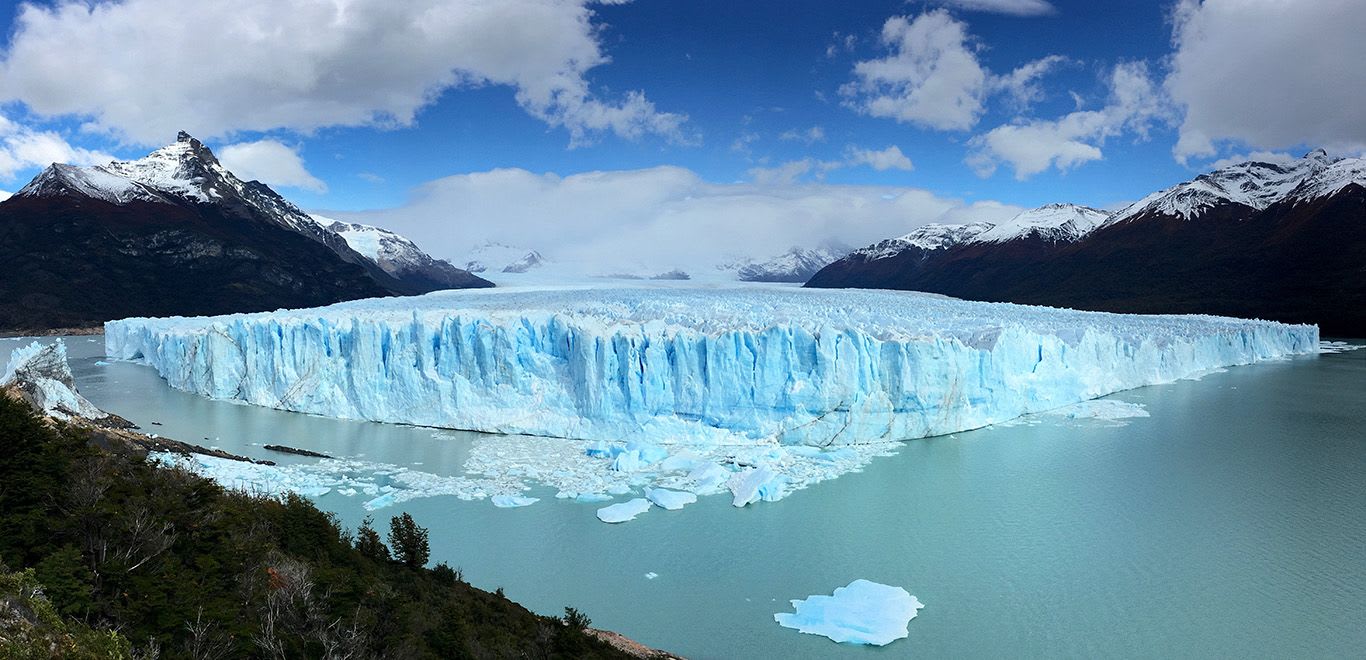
[0, 393, 631, 658]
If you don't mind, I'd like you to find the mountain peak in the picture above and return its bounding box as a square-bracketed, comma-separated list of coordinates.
[1303, 148, 1329, 160]
[176, 130, 194, 143]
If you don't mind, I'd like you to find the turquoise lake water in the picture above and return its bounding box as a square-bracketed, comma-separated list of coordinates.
[6, 335, 1364, 658]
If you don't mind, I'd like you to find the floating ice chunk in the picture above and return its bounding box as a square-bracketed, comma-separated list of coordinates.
[645, 488, 697, 510]
[596, 498, 651, 523]
[94, 360, 110, 366]
[657, 449, 703, 473]
[491, 495, 539, 508]
[627, 441, 669, 466]
[1043, 399, 1149, 421]
[729, 467, 782, 507]
[585, 441, 614, 457]
[1320, 340, 1365, 354]
[645, 572, 659, 580]
[606, 482, 632, 495]
[574, 492, 613, 503]
[774, 579, 924, 646]
[611, 450, 644, 472]
[685, 462, 732, 494]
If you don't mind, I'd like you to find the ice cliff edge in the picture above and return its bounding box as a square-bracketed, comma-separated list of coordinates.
[104, 286, 1318, 446]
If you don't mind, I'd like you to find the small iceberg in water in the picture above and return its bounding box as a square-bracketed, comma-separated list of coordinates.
[774, 579, 924, 646]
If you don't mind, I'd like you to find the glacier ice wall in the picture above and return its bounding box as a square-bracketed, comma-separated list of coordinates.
[105, 286, 1317, 446]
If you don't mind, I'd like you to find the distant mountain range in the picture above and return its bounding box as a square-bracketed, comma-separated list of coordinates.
[0, 132, 489, 331]
[808, 150, 1366, 334]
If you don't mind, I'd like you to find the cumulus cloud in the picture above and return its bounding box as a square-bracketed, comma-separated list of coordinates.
[841, 11, 988, 130]
[327, 166, 1021, 273]
[0, 0, 685, 146]
[217, 140, 326, 193]
[1167, 0, 1366, 163]
[931, 0, 1055, 16]
[0, 189, 10, 201]
[967, 62, 1165, 179]
[841, 11, 1064, 131]
[845, 145, 914, 171]
[0, 114, 113, 181]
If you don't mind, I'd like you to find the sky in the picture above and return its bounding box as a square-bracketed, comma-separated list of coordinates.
[1, 0, 1363, 269]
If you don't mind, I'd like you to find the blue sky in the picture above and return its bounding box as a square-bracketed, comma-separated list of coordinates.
[0, 0, 1362, 265]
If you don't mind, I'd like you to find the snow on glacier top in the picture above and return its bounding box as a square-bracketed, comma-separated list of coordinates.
[119, 283, 1306, 346]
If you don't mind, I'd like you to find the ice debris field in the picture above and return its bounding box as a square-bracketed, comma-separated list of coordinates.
[775, 579, 925, 646]
[103, 285, 1319, 520]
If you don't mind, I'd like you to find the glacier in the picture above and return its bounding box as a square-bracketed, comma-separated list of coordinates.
[105, 285, 1318, 449]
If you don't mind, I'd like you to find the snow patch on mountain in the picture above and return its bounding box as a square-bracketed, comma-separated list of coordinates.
[734, 244, 850, 282]
[460, 242, 546, 274]
[973, 203, 1109, 243]
[1107, 150, 1360, 224]
[16, 162, 166, 204]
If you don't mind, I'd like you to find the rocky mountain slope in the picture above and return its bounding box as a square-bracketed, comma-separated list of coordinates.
[808, 152, 1366, 334]
[0, 132, 490, 331]
[312, 215, 490, 292]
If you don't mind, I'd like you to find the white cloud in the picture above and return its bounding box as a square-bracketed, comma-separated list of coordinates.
[841, 11, 1064, 131]
[0, 189, 11, 202]
[0, 0, 685, 146]
[779, 126, 827, 144]
[1206, 150, 1299, 171]
[967, 62, 1165, 179]
[328, 166, 1021, 272]
[0, 114, 113, 181]
[989, 55, 1068, 109]
[1167, 0, 1366, 163]
[931, 0, 1056, 16]
[845, 145, 914, 172]
[841, 11, 988, 130]
[218, 140, 326, 193]
[749, 144, 914, 184]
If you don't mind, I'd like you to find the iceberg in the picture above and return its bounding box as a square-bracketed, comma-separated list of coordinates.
[491, 495, 539, 508]
[105, 286, 1317, 447]
[597, 498, 652, 523]
[644, 487, 697, 510]
[774, 579, 924, 646]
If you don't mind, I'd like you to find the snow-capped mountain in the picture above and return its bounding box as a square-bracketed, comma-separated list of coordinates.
[0, 132, 490, 330]
[808, 150, 1366, 334]
[460, 242, 547, 275]
[973, 203, 1109, 243]
[732, 244, 850, 283]
[1104, 149, 1356, 225]
[312, 216, 489, 292]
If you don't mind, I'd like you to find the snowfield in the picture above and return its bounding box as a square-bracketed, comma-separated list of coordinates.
[105, 285, 1317, 448]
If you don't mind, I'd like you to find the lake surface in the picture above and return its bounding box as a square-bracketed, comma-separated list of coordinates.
[7, 335, 1364, 658]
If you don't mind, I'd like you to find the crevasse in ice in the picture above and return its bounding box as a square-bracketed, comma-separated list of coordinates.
[105, 286, 1317, 447]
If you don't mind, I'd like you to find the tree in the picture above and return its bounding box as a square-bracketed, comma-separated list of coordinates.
[354, 517, 389, 563]
[562, 607, 591, 631]
[387, 513, 429, 569]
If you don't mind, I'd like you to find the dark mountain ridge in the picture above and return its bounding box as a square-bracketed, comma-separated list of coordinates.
[0, 132, 490, 331]
[807, 152, 1366, 335]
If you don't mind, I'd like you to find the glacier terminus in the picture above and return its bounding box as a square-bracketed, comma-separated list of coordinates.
[105, 285, 1317, 449]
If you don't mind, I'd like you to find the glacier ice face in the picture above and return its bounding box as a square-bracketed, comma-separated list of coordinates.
[3, 341, 109, 421]
[774, 579, 924, 646]
[106, 286, 1318, 450]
